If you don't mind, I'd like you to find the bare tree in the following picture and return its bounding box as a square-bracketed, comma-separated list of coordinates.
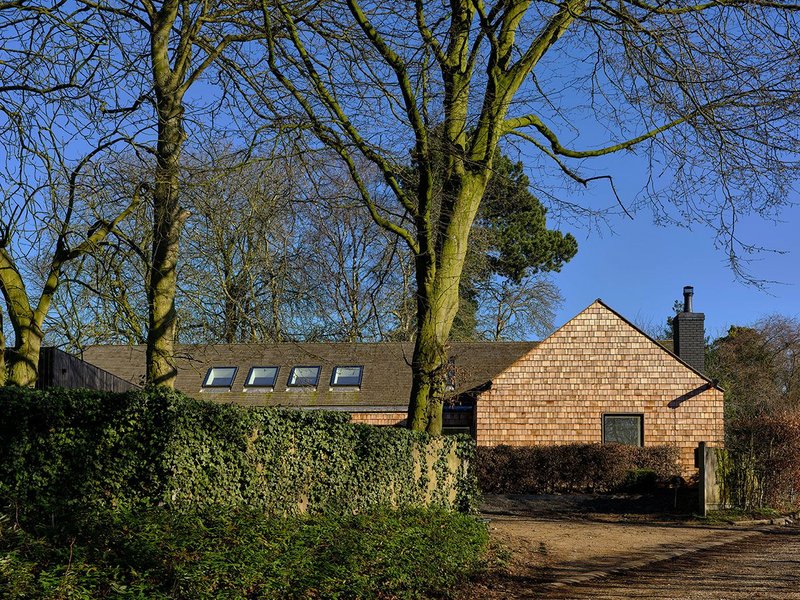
[297, 155, 411, 341]
[72, 0, 266, 386]
[305, 201, 402, 341]
[178, 149, 309, 343]
[50, 147, 323, 349]
[0, 3, 144, 386]
[244, 0, 800, 432]
[476, 276, 563, 341]
[45, 161, 153, 353]
[0, 152, 144, 385]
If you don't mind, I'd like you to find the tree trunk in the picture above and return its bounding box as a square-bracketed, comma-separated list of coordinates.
[408, 315, 448, 434]
[2, 286, 55, 388]
[407, 264, 465, 433]
[0, 310, 6, 386]
[6, 327, 42, 388]
[146, 90, 187, 387]
[0, 251, 47, 387]
[269, 268, 283, 342]
[407, 259, 465, 433]
[407, 174, 489, 434]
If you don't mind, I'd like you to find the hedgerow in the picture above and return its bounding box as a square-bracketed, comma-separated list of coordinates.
[720, 411, 800, 511]
[476, 443, 680, 494]
[0, 387, 478, 525]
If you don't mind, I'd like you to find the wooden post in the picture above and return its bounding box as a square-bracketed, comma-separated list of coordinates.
[698, 441, 724, 516]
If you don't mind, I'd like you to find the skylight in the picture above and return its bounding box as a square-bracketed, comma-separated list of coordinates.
[330, 366, 363, 387]
[202, 366, 237, 388]
[287, 366, 321, 387]
[245, 366, 279, 388]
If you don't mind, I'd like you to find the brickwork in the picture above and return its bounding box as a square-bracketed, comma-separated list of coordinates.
[350, 412, 407, 427]
[673, 312, 706, 374]
[475, 301, 724, 474]
[350, 410, 469, 430]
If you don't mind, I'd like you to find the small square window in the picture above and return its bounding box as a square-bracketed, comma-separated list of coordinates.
[202, 366, 237, 388]
[288, 366, 321, 387]
[603, 414, 643, 446]
[245, 366, 279, 388]
[331, 366, 363, 387]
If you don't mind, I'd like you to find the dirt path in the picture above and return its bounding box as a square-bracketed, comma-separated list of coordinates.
[542, 525, 800, 599]
[459, 493, 772, 599]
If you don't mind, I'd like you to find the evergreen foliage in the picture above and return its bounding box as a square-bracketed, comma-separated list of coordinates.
[0, 387, 478, 526]
[477, 154, 577, 283]
[0, 506, 488, 599]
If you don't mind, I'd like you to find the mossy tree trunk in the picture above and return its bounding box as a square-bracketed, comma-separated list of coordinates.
[0, 309, 5, 385]
[0, 255, 45, 387]
[408, 173, 491, 433]
[261, 0, 586, 433]
[146, 65, 188, 386]
[0, 197, 140, 387]
[133, 0, 258, 387]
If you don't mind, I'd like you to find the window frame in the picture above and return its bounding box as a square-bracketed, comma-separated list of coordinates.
[287, 365, 321, 387]
[201, 366, 238, 389]
[330, 365, 364, 388]
[244, 366, 280, 389]
[602, 413, 644, 447]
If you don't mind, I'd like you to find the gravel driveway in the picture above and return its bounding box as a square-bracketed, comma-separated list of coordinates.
[458, 493, 787, 599]
[543, 524, 800, 599]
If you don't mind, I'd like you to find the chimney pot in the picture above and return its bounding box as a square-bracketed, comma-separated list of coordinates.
[683, 286, 694, 313]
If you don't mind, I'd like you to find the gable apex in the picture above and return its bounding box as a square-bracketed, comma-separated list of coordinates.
[537, 298, 720, 389]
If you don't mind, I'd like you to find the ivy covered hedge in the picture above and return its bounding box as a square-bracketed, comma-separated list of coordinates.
[0, 387, 478, 522]
[477, 443, 680, 494]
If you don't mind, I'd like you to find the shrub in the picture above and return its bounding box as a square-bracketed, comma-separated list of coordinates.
[0, 387, 478, 526]
[0, 506, 488, 599]
[723, 411, 800, 511]
[476, 443, 680, 494]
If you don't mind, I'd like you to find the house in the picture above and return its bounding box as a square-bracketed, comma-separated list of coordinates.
[70, 287, 723, 473]
[474, 289, 723, 472]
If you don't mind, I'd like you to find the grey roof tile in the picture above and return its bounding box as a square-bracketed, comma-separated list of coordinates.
[82, 341, 537, 409]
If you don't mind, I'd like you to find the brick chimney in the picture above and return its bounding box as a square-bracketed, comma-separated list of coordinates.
[672, 286, 705, 374]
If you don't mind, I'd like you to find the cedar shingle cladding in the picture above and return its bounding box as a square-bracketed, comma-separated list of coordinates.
[81, 341, 536, 412]
[475, 300, 724, 472]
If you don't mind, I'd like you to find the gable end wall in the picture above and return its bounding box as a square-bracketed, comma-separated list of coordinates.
[475, 302, 724, 473]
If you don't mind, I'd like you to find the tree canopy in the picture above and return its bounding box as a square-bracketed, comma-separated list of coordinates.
[708, 316, 800, 420]
[245, 0, 800, 432]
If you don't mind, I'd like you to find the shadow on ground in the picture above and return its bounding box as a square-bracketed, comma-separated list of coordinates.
[457, 490, 765, 600]
[480, 487, 700, 523]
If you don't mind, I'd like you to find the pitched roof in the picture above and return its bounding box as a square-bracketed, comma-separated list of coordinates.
[81, 341, 537, 411]
[591, 299, 720, 388]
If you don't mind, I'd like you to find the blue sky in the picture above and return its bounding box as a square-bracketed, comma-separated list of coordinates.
[550, 201, 800, 340]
